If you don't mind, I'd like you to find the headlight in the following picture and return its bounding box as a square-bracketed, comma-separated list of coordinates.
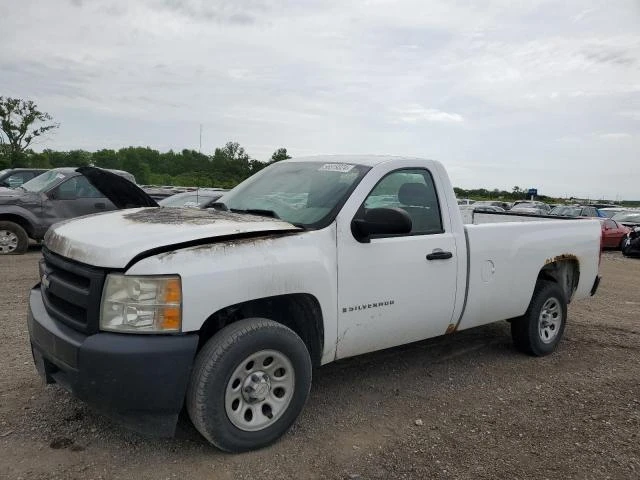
[100, 275, 182, 333]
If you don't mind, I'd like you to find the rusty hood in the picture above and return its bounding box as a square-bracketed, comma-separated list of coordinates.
[44, 207, 301, 268]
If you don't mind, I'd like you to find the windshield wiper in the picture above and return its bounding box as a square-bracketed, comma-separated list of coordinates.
[230, 208, 280, 219]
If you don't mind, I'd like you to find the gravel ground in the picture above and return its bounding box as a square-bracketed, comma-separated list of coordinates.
[0, 249, 639, 480]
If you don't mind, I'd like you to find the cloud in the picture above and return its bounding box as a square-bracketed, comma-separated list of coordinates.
[619, 111, 640, 120]
[599, 133, 633, 140]
[395, 106, 464, 124]
[1, 0, 640, 198]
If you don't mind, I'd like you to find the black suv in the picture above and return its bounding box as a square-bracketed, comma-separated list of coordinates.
[0, 167, 151, 255]
[0, 168, 48, 189]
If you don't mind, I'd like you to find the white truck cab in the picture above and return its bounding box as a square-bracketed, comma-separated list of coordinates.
[28, 156, 602, 452]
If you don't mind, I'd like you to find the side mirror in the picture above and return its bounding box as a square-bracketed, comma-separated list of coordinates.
[351, 207, 412, 243]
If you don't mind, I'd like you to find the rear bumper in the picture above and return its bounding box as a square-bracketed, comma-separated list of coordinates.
[590, 275, 601, 296]
[28, 286, 199, 436]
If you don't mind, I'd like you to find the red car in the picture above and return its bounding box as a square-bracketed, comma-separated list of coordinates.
[600, 219, 631, 249]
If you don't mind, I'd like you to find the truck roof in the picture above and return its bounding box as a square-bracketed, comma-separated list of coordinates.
[285, 155, 429, 168]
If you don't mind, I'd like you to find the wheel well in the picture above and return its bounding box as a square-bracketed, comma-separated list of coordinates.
[198, 294, 324, 366]
[537, 258, 580, 303]
[0, 214, 34, 238]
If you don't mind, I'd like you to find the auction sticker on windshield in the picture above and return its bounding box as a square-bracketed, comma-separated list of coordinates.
[318, 163, 355, 173]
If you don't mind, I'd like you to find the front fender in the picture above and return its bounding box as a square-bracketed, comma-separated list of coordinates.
[0, 205, 43, 238]
[125, 225, 339, 364]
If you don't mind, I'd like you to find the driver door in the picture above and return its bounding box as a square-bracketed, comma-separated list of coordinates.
[44, 176, 116, 227]
[336, 168, 459, 359]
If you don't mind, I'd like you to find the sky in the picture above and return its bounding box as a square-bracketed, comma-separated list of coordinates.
[1, 0, 639, 199]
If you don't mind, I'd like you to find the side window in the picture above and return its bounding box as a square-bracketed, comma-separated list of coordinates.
[361, 169, 443, 235]
[54, 177, 103, 199]
[5, 172, 30, 187]
[604, 220, 616, 229]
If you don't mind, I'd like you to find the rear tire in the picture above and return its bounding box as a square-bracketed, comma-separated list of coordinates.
[511, 281, 567, 356]
[0, 221, 29, 255]
[186, 318, 312, 452]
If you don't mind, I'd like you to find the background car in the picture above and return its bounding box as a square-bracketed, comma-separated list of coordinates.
[473, 205, 505, 213]
[0, 167, 141, 255]
[512, 200, 551, 214]
[600, 219, 631, 249]
[510, 202, 550, 215]
[158, 189, 227, 208]
[598, 207, 629, 218]
[456, 198, 475, 206]
[611, 211, 640, 228]
[472, 200, 511, 211]
[622, 227, 640, 258]
[550, 205, 601, 217]
[0, 168, 48, 189]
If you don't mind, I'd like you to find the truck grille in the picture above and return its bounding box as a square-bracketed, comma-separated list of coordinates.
[40, 248, 106, 334]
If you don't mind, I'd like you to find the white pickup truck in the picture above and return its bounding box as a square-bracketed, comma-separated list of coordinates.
[28, 156, 602, 452]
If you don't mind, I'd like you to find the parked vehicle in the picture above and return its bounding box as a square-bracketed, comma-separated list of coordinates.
[0, 168, 48, 189]
[598, 207, 628, 218]
[600, 219, 631, 249]
[510, 202, 549, 215]
[622, 227, 640, 258]
[0, 167, 145, 255]
[27, 156, 601, 452]
[472, 200, 511, 211]
[473, 205, 505, 213]
[611, 211, 640, 228]
[456, 198, 475, 206]
[550, 205, 600, 218]
[512, 200, 550, 212]
[158, 189, 227, 209]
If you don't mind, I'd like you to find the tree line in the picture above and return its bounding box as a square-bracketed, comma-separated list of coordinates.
[1, 143, 291, 188]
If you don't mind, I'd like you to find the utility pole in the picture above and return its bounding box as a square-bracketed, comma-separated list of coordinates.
[199, 124, 202, 153]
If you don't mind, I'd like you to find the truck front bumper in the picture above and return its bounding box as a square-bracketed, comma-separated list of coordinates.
[27, 286, 199, 437]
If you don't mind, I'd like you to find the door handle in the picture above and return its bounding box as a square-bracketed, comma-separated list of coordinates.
[426, 250, 453, 260]
[94, 202, 106, 209]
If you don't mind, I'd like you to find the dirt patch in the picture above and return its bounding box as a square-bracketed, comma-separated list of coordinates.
[0, 249, 638, 479]
[123, 207, 292, 225]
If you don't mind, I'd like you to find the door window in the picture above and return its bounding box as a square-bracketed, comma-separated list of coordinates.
[54, 176, 104, 199]
[4, 172, 32, 187]
[361, 169, 443, 235]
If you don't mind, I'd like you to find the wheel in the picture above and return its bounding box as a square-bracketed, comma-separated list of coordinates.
[0, 221, 29, 255]
[511, 281, 567, 356]
[186, 318, 312, 452]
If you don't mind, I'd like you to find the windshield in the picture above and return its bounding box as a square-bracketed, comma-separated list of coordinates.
[612, 212, 640, 223]
[221, 161, 370, 227]
[21, 170, 69, 193]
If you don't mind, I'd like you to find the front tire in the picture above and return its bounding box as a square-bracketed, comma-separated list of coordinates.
[186, 318, 312, 452]
[511, 281, 567, 356]
[0, 221, 29, 255]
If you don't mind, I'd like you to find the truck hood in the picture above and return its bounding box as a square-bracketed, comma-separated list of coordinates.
[44, 207, 301, 268]
[77, 166, 158, 208]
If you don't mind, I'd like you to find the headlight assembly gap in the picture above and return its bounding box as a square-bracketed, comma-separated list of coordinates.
[100, 275, 182, 333]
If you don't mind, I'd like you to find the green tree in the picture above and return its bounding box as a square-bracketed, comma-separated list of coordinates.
[270, 147, 291, 163]
[93, 149, 121, 169]
[0, 97, 59, 167]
